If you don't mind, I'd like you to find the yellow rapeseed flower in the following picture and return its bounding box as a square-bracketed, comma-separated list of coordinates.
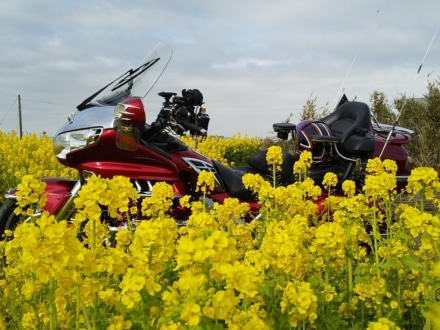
[142, 181, 175, 218]
[180, 301, 202, 327]
[265, 145, 283, 169]
[196, 170, 216, 193]
[322, 172, 338, 188]
[294, 150, 313, 176]
[280, 280, 318, 328]
[14, 175, 47, 216]
[406, 167, 440, 200]
[366, 317, 401, 330]
[342, 179, 356, 197]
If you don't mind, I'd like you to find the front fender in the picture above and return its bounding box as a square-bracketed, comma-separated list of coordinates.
[6, 178, 78, 216]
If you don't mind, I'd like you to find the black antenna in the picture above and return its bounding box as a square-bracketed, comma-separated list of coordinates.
[333, 10, 381, 109]
[379, 22, 440, 158]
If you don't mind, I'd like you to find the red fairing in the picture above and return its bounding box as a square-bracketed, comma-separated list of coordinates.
[373, 141, 409, 174]
[372, 131, 412, 176]
[41, 178, 77, 214]
[6, 178, 77, 215]
[116, 97, 146, 126]
[66, 129, 180, 181]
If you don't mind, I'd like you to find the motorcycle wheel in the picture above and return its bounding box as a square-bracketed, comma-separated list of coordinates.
[0, 199, 27, 240]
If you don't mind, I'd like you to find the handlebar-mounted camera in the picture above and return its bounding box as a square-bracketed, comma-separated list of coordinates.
[158, 89, 210, 138]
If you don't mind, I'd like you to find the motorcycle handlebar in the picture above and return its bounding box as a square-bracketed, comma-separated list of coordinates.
[178, 119, 207, 136]
[155, 91, 207, 136]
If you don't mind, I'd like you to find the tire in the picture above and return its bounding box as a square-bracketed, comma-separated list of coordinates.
[0, 199, 25, 240]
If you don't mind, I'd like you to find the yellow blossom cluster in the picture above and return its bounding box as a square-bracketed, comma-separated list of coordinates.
[265, 145, 283, 167]
[363, 158, 398, 200]
[367, 317, 401, 330]
[14, 174, 48, 217]
[354, 276, 391, 308]
[280, 280, 318, 328]
[1, 133, 440, 329]
[180, 133, 261, 167]
[293, 150, 313, 176]
[0, 131, 77, 202]
[196, 170, 216, 193]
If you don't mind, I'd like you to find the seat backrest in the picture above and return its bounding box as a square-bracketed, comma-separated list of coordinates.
[320, 101, 371, 143]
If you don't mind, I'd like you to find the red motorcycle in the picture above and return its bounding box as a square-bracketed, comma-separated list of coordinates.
[0, 42, 414, 236]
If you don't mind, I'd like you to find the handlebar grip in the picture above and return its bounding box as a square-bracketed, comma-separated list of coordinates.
[180, 120, 207, 135]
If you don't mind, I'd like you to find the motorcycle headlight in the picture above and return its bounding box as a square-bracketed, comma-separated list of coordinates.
[53, 127, 103, 159]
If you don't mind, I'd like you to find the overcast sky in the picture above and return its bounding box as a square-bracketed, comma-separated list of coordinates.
[1, 1, 439, 138]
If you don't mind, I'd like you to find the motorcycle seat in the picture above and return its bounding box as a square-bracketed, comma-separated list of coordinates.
[320, 101, 375, 158]
[247, 149, 297, 185]
[212, 160, 256, 201]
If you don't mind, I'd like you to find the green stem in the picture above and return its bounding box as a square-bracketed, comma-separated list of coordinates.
[81, 300, 93, 330]
[325, 249, 330, 285]
[347, 256, 353, 304]
[127, 216, 134, 242]
[49, 277, 57, 330]
[385, 199, 393, 238]
[91, 218, 96, 250]
[326, 186, 331, 222]
[344, 223, 354, 304]
[371, 199, 381, 278]
[272, 164, 276, 188]
[76, 285, 80, 329]
[423, 256, 432, 330]
[148, 245, 154, 270]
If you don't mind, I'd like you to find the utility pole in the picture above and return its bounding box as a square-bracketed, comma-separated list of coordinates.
[18, 94, 23, 139]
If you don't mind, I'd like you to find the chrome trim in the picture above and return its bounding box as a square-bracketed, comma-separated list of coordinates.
[55, 180, 82, 221]
[133, 179, 153, 197]
[5, 188, 17, 199]
[82, 170, 95, 180]
[182, 157, 224, 189]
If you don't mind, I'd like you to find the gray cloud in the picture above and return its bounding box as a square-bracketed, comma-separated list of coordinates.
[0, 0, 439, 138]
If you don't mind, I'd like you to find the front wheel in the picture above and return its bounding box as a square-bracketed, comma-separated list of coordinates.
[0, 199, 30, 240]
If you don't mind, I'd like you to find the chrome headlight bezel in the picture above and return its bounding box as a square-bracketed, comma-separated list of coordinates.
[53, 127, 103, 159]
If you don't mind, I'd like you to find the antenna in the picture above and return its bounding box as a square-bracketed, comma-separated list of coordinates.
[18, 94, 23, 139]
[333, 10, 381, 108]
[333, 47, 360, 109]
[378, 22, 440, 158]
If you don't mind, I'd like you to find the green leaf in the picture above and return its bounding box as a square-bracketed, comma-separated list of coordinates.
[401, 255, 422, 270]
[380, 258, 401, 269]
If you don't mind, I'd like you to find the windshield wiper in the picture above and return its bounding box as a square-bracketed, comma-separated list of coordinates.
[76, 57, 160, 111]
[112, 58, 159, 91]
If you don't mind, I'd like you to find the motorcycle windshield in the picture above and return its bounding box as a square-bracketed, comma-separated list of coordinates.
[77, 42, 173, 110]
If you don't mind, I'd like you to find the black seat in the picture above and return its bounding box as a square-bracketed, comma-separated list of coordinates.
[212, 160, 256, 201]
[247, 149, 297, 185]
[320, 101, 370, 143]
[320, 101, 375, 158]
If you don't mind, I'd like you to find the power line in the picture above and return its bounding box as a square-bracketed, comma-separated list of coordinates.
[20, 98, 75, 107]
[0, 97, 18, 126]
